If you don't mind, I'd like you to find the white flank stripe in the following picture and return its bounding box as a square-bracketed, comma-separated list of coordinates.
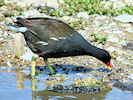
[37, 41, 48, 45]
[58, 37, 66, 39]
[50, 37, 59, 41]
[70, 34, 73, 36]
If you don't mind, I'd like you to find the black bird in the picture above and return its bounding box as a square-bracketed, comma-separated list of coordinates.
[7, 17, 112, 76]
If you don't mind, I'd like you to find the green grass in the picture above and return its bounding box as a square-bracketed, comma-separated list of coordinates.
[58, 0, 133, 16]
[0, 0, 5, 7]
[69, 18, 88, 30]
[48, 10, 63, 17]
[90, 33, 107, 44]
[36, 0, 133, 31]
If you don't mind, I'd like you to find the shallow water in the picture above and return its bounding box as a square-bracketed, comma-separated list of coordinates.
[0, 69, 133, 100]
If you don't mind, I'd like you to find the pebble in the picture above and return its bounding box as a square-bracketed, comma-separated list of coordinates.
[107, 36, 119, 43]
[3, 31, 8, 38]
[119, 40, 126, 46]
[113, 30, 123, 34]
[4, 17, 14, 24]
[124, 28, 133, 33]
[97, 44, 103, 48]
[128, 74, 133, 79]
[22, 9, 42, 18]
[120, 24, 131, 28]
[78, 30, 86, 35]
[114, 14, 133, 23]
[95, 15, 107, 20]
[62, 16, 70, 21]
[104, 30, 111, 33]
[106, 46, 116, 53]
[16, 0, 47, 7]
[0, 13, 5, 22]
[46, 0, 59, 8]
[77, 12, 89, 19]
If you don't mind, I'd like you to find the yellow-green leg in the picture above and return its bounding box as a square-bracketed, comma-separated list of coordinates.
[31, 54, 55, 77]
[44, 58, 55, 74]
[31, 54, 39, 78]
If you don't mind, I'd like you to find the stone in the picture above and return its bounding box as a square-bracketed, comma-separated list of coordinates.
[22, 9, 42, 18]
[124, 28, 133, 33]
[0, 13, 5, 22]
[128, 74, 133, 79]
[116, 57, 124, 62]
[62, 16, 70, 21]
[95, 15, 107, 20]
[113, 30, 123, 34]
[3, 31, 8, 38]
[107, 36, 119, 43]
[104, 30, 111, 33]
[77, 12, 89, 19]
[119, 40, 126, 46]
[15, 33, 24, 57]
[106, 46, 116, 53]
[114, 14, 133, 23]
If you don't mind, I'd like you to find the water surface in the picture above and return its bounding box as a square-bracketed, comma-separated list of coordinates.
[0, 69, 133, 100]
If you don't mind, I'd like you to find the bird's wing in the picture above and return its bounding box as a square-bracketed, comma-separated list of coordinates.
[16, 18, 82, 57]
[16, 17, 76, 42]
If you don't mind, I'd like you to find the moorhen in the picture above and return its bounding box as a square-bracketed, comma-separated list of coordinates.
[7, 17, 112, 76]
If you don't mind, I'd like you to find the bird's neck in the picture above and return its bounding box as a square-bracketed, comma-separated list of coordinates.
[85, 43, 105, 63]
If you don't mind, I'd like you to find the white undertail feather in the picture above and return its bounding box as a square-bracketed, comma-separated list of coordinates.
[6, 26, 27, 32]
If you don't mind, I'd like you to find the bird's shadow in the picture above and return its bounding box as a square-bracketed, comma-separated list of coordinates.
[35, 64, 111, 74]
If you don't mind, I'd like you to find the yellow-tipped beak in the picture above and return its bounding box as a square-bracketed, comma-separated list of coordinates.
[108, 66, 111, 70]
[107, 61, 112, 71]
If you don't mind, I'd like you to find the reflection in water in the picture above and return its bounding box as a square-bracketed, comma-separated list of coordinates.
[35, 88, 111, 100]
[31, 79, 36, 100]
[14, 70, 111, 100]
[37, 89, 111, 100]
[15, 70, 24, 89]
[0, 69, 131, 100]
[31, 79, 35, 92]
[15, 70, 36, 100]
[30, 78, 112, 99]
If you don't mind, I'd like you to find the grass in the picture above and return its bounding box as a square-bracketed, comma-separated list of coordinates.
[1, 0, 132, 45]
[0, 0, 4, 7]
[37, 0, 133, 27]
[90, 33, 107, 44]
[69, 18, 88, 30]
[58, 0, 133, 16]
[48, 10, 63, 17]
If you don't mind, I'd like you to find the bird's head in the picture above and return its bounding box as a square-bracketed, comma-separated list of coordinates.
[101, 50, 112, 71]
[106, 61, 111, 70]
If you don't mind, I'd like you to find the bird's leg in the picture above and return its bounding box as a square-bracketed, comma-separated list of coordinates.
[31, 54, 39, 78]
[44, 58, 55, 74]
